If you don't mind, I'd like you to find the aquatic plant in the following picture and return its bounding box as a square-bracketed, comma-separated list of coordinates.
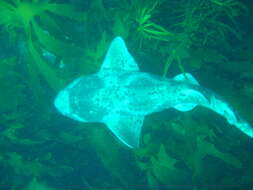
[135, 141, 193, 189]
[1, 123, 40, 145]
[133, 109, 249, 189]
[86, 125, 144, 189]
[117, 0, 174, 48]
[113, 0, 246, 77]
[133, 0, 173, 42]
[25, 178, 59, 190]
[163, 113, 244, 188]
[210, 0, 248, 25]
[161, 0, 247, 77]
[0, 0, 85, 90]
[0, 0, 252, 189]
[84, 32, 110, 73]
[200, 0, 247, 41]
[4, 152, 43, 177]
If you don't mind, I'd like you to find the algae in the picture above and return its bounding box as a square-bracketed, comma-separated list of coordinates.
[0, 0, 252, 189]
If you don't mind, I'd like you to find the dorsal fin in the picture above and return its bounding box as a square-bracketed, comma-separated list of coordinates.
[99, 37, 139, 73]
[173, 73, 200, 85]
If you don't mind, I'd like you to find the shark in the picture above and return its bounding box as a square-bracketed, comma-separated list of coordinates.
[54, 36, 253, 148]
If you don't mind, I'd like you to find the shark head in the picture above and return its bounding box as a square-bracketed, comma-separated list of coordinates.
[54, 75, 107, 123]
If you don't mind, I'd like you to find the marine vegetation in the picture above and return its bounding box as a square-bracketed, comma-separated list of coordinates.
[160, 0, 248, 76]
[130, 0, 173, 42]
[112, 0, 247, 76]
[115, 0, 173, 49]
[0, 0, 85, 91]
[0, 0, 253, 189]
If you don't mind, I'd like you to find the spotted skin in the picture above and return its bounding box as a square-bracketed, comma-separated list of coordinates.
[54, 37, 253, 148]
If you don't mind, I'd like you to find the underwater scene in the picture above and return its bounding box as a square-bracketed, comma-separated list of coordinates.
[0, 0, 253, 189]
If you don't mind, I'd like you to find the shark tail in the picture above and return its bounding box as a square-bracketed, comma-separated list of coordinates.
[202, 91, 253, 138]
[173, 73, 253, 138]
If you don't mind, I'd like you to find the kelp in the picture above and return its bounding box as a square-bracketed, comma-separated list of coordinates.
[4, 152, 44, 177]
[133, 0, 173, 42]
[84, 32, 110, 73]
[25, 178, 59, 190]
[0, 0, 86, 91]
[0, 0, 252, 189]
[1, 123, 41, 145]
[113, 0, 247, 77]
[27, 32, 62, 90]
[169, 114, 246, 189]
[0, 150, 75, 188]
[133, 108, 250, 189]
[115, 0, 173, 49]
[85, 125, 145, 190]
[0, 57, 26, 113]
[32, 20, 83, 58]
[135, 142, 193, 189]
[161, 0, 247, 76]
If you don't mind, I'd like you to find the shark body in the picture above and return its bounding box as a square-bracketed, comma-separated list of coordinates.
[54, 37, 253, 148]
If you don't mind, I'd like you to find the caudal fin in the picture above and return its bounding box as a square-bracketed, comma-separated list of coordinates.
[173, 73, 253, 138]
[206, 94, 253, 138]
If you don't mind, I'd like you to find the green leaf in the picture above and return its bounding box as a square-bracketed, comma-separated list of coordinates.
[32, 21, 83, 58]
[27, 34, 62, 90]
[197, 136, 242, 168]
[46, 4, 87, 22]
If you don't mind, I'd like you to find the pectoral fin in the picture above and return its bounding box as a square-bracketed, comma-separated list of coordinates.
[104, 112, 144, 148]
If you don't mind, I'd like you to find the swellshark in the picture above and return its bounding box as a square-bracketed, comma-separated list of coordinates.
[54, 36, 253, 148]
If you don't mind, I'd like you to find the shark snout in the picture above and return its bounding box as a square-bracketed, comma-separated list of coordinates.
[54, 90, 71, 116]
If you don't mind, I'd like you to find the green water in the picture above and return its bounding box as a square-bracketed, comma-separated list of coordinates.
[0, 0, 253, 189]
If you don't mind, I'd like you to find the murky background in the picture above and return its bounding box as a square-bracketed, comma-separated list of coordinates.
[0, 0, 253, 189]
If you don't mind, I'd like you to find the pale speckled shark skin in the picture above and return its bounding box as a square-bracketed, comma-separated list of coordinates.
[54, 37, 253, 148]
